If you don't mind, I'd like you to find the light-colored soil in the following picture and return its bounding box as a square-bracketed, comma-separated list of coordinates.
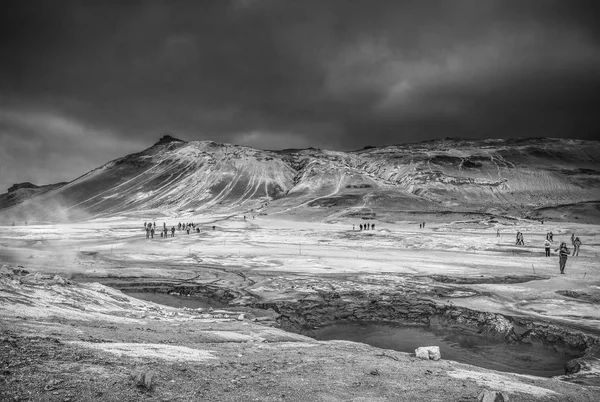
[1, 215, 600, 400]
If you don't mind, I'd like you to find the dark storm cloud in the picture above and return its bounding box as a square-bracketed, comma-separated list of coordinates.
[1, 0, 599, 190]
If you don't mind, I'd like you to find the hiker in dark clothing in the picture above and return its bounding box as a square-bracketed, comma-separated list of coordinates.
[146, 227, 150, 239]
[423, 222, 425, 228]
[359, 224, 363, 231]
[150, 228, 155, 238]
[171, 227, 175, 237]
[196, 228, 200, 233]
[212, 226, 215, 230]
[573, 237, 582, 256]
[187, 228, 190, 234]
[371, 223, 375, 230]
[549, 232, 553, 242]
[160, 232, 163, 238]
[516, 231, 520, 245]
[571, 233, 575, 246]
[555, 242, 570, 274]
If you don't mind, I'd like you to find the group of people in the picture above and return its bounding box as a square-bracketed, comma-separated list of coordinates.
[515, 231, 525, 245]
[353, 223, 375, 231]
[511, 228, 583, 274]
[143, 221, 209, 239]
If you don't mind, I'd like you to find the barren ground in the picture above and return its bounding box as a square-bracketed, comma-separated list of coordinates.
[1, 213, 600, 401]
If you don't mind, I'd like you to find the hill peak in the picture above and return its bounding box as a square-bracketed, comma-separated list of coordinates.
[154, 134, 186, 146]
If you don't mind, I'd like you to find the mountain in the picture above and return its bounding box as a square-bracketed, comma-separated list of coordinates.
[2, 136, 600, 223]
[0, 182, 67, 211]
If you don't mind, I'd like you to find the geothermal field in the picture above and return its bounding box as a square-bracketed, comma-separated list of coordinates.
[2, 137, 600, 401]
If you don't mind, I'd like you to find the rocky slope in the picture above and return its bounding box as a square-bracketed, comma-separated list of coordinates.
[1, 136, 599, 223]
[0, 182, 66, 211]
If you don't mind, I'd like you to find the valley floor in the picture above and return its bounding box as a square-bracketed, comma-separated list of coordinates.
[1, 213, 600, 400]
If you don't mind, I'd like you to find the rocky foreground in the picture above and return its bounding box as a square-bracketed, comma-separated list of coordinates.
[1, 266, 598, 402]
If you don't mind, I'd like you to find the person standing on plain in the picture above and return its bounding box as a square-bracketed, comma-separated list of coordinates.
[544, 238, 551, 257]
[573, 237, 582, 256]
[555, 242, 571, 274]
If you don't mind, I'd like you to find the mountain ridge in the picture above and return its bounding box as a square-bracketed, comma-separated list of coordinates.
[2, 137, 599, 223]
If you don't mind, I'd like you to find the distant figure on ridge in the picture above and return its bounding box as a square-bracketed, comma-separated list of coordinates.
[573, 237, 581, 256]
[497, 228, 500, 237]
[555, 242, 570, 274]
[171, 227, 175, 237]
[353, 224, 355, 231]
[359, 224, 363, 231]
[371, 223, 375, 230]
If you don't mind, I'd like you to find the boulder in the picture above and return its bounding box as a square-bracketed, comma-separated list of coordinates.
[477, 390, 509, 402]
[415, 346, 441, 361]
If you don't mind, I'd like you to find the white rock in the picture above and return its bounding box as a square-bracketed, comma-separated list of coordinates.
[415, 346, 441, 361]
[477, 390, 509, 402]
[237, 314, 245, 321]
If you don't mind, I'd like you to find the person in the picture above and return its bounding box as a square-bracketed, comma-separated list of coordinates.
[419, 223, 422, 229]
[196, 227, 200, 233]
[178, 222, 182, 230]
[423, 222, 425, 228]
[372, 223, 375, 230]
[571, 233, 575, 246]
[144, 221, 147, 229]
[212, 226, 215, 230]
[146, 227, 150, 239]
[150, 228, 155, 239]
[359, 224, 363, 231]
[549, 231, 553, 242]
[187, 227, 190, 235]
[573, 237, 581, 256]
[171, 227, 175, 237]
[555, 242, 570, 274]
[516, 231, 520, 245]
[353, 224, 355, 230]
[544, 238, 551, 257]
[519, 232, 524, 245]
[160, 232, 163, 238]
[497, 228, 500, 237]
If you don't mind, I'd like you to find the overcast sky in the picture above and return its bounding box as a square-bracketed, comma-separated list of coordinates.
[1, 0, 599, 192]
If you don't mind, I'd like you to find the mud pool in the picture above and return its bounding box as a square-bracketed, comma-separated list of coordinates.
[123, 291, 224, 310]
[308, 322, 576, 377]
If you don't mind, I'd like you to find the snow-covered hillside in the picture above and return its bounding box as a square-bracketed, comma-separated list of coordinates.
[2, 136, 600, 222]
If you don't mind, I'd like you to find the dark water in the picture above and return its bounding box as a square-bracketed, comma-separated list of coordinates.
[310, 322, 575, 377]
[123, 291, 224, 310]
